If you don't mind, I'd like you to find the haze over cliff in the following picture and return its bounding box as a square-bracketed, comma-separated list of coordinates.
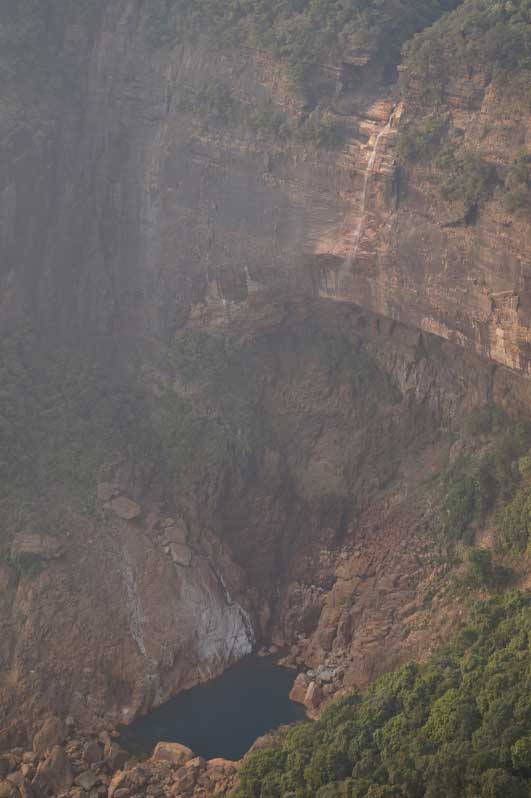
[1, 1, 531, 795]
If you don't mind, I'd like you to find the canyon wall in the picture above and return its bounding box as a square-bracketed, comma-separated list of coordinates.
[1, 0, 531, 742]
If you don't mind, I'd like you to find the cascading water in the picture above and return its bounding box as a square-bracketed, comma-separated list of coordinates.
[347, 105, 398, 269]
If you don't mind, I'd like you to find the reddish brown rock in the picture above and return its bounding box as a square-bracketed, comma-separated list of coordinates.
[169, 542, 192, 567]
[304, 681, 322, 713]
[83, 740, 103, 766]
[107, 496, 142, 520]
[104, 741, 128, 771]
[289, 673, 310, 705]
[152, 742, 194, 767]
[32, 717, 66, 756]
[33, 745, 73, 795]
[108, 771, 128, 798]
[75, 770, 98, 791]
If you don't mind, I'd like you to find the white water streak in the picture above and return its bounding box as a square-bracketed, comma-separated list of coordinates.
[347, 106, 397, 269]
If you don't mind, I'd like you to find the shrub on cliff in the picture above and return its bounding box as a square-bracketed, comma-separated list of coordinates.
[402, 0, 531, 102]
[438, 409, 531, 543]
[143, 0, 462, 86]
[397, 114, 450, 162]
[501, 152, 531, 211]
[435, 148, 498, 207]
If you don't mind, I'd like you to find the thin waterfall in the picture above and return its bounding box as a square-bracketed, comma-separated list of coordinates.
[347, 105, 397, 269]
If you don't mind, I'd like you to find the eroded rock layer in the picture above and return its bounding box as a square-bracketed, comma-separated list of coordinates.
[1, 0, 531, 750]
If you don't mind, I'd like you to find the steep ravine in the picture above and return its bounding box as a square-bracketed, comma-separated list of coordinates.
[1, 0, 531, 766]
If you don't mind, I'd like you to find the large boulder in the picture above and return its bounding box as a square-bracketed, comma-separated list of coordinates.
[169, 542, 192, 567]
[104, 741, 128, 771]
[163, 522, 188, 546]
[106, 496, 142, 520]
[289, 673, 309, 705]
[32, 717, 65, 756]
[75, 770, 98, 791]
[304, 680, 322, 712]
[108, 771, 128, 798]
[152, 742, 194, 766]
[83, 739, 103, 766]
[108, 767, 148, 798]
[33, 745, 73, 795]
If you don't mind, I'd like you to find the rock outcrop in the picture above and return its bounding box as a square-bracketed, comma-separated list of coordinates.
[1, 0, 531, 760]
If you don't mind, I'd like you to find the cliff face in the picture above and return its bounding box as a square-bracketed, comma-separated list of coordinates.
[2, 0, 531, 743]
[318, 71, 531, 375]
[3, 3, 530, 367]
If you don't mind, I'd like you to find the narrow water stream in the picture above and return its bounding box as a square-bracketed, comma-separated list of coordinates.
[120, 657, 306, 761]
[348, 105, 397, 267]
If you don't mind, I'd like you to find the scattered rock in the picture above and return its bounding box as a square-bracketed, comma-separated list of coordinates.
[152, 742, 194, 767]
[108, 771, 128, 798]
[83, 740, 103, 766]
[106, 496, 142, 520]
[164, 525, 187, 546]
[75, 770, 98, 791]
[169, 542, 192, 567]
[33, 717, 66, 756]
[104, 741, 128, 771]
[172, 764, 197, 793]
[33, 745, 73, 795]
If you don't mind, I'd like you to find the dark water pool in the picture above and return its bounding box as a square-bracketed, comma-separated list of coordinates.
[120, 657, 306, 761]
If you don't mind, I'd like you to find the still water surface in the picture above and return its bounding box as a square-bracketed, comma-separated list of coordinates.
[120, 657, 305, 761]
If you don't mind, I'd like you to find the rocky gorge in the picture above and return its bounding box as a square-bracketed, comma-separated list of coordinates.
[2, 0, 531, 795]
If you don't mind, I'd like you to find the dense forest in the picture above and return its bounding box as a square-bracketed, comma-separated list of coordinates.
[238, 592, 531, 798]
[4, 0, 531, 87]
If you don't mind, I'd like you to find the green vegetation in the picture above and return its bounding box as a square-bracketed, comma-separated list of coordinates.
[402, 0, 531, 102]
[435, 148, 498, 207]
[160, 325, 398, 490]
[10, 551, 45, 578]
[174, 79, 341, 145]
[500, 151, 531, 211]
[0, 334, 152, 518]
[0, 324, 392, 552]
[143, 0, 461, 85]
[238, 591, 531, 798]
[495, 449, 531, 554]
[398, 124, 498, 208]
[440, 407, 531, 543]
[463, 547, 511, 589]
[154, 390, 256, 488]
[397, 114, 450, 162]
